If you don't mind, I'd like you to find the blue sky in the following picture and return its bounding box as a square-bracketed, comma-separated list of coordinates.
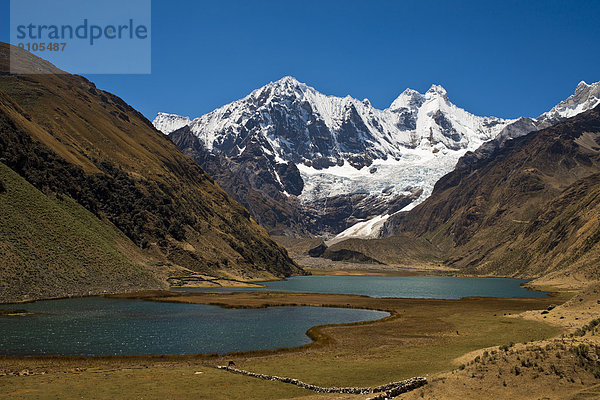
[1, 0, 599, 120]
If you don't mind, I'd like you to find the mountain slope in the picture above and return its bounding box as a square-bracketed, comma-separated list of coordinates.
[0, 44, 302, 301]
[156, 77, 514, 236]
[0, 162, 163, 303]
[382, 104, 600, 283]
[169, 126, 309, 236]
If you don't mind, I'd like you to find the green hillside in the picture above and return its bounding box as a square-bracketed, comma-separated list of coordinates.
[0, 162, 164, 303]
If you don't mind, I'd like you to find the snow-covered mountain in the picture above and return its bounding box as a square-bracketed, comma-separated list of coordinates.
[154, 78, 599, 238]
[539, 81, 600, 124]
[154, 113, 191, 135]
[157, 77, 511, 160]
[456, 81, 600, 174]
[339, 81, 600, 240]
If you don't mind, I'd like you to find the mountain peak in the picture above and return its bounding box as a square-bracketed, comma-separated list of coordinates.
[426, 84, 448, 99]
[156, 111, 185, 118]
[539, 80, 600, 122]
[576, 80, 589, 90]
[277, 75, 299, 83]
[389, 88, 425, 110]
[402, 88, 421, 96]
[154, 75, 600, 239]
[271, 75, 305, 88]
[252, 76, 312, 100]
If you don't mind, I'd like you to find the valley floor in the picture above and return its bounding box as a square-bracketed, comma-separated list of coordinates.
[3, 281, 597, 400]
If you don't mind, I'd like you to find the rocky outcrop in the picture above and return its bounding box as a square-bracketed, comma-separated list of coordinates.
[307, 243, 328, 257]
[301, 189, 421, 236]
[322, 248, 385, 265]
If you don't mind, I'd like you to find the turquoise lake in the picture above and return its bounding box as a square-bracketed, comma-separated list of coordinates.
[0, 297, 388, 356]
[0, 276, 546, 356]
[179, 275, 547, 299]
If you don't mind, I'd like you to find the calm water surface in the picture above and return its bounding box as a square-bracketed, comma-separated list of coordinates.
[179, 275, 547, 299]
[0, 297, 387, 356]
[0, 276, 545, 356]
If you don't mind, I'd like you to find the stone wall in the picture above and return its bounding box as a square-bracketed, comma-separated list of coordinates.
[217, 365, 427, 397]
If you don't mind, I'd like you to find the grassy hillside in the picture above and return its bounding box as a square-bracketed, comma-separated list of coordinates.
[383, 105, 600, 283]
[495, 172, 600, 282]
[0, 43, 303, 301]
[0, 162, 164, 302]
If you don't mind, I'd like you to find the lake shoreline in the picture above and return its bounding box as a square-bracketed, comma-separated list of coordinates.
[0, 288, 573, 400]
[0, 289, 566, 360]
[1, 275, 585, 400]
